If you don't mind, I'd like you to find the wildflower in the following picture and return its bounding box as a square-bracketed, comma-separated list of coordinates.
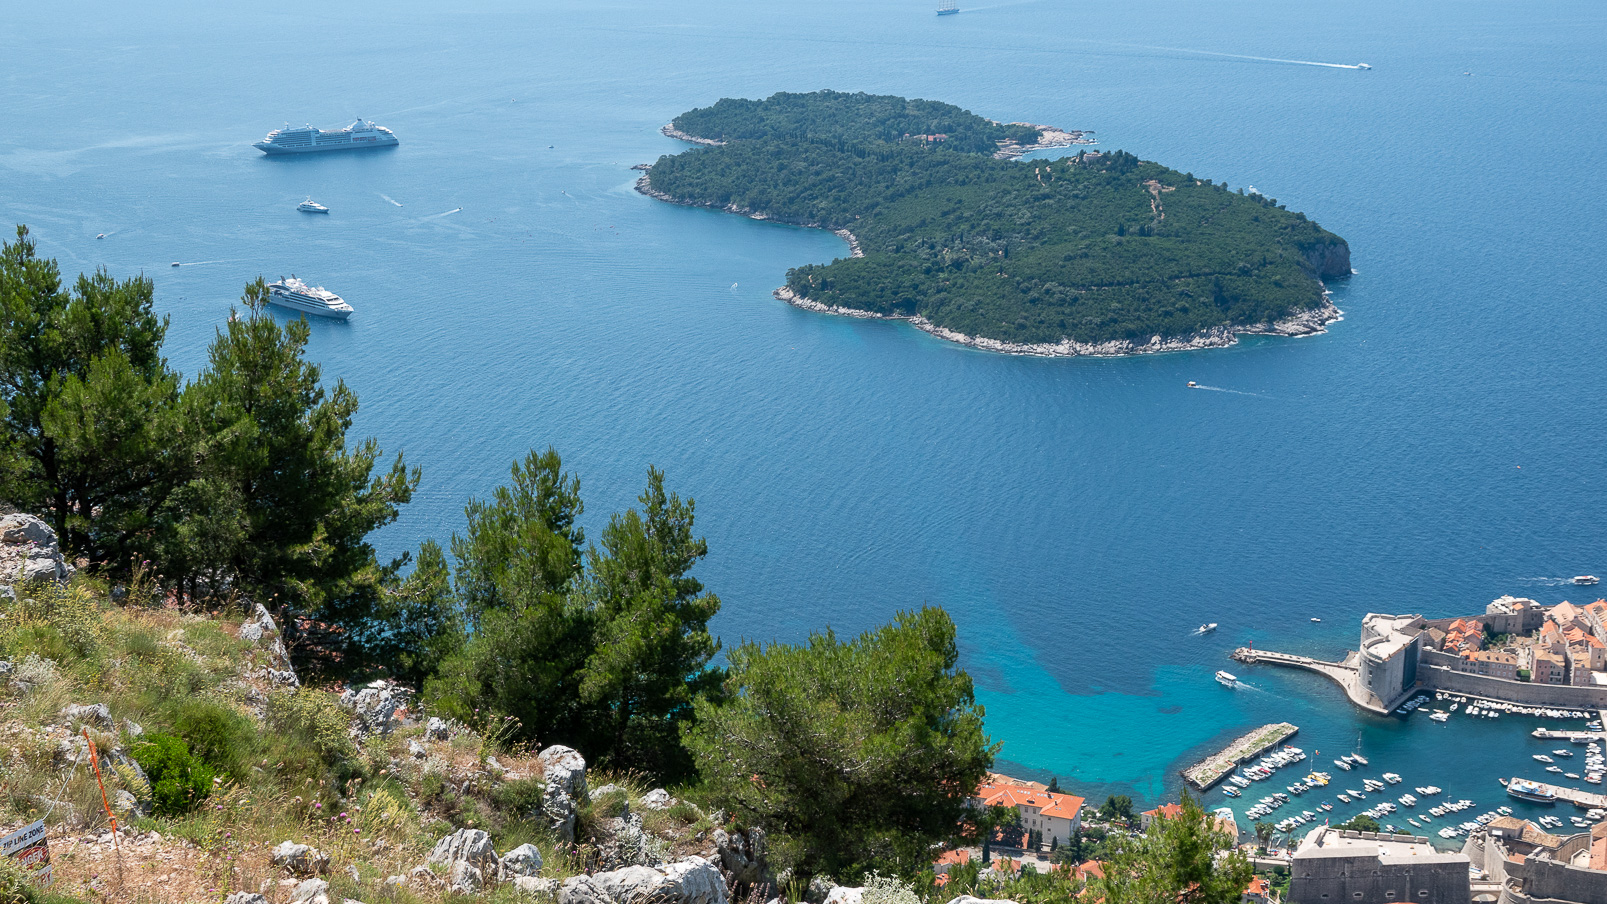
[314, 802, 322, 809]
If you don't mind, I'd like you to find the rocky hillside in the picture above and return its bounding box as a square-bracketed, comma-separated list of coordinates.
[0, 516, 1018, 904]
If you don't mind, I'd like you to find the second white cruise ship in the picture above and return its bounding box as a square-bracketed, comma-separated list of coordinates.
[254, 119, 398, 155]
[267, 277, 353, 320]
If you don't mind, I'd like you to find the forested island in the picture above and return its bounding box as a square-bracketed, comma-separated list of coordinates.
[641, 91, 1351, 355]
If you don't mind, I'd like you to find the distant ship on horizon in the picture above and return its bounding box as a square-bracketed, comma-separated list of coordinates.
[254, 119, 398, 155]
[937, 0, 958, 14]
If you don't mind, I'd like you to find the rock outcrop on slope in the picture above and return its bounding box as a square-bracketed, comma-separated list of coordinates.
[0, 513, 74, 596]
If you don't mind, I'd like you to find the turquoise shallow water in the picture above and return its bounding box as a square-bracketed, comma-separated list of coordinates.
[6, 0, 1607, 838]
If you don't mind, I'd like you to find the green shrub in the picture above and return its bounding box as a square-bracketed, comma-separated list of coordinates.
[165, 697, 255, 782]
[488, 776, 546, 820]
[130, 732, 214, 816]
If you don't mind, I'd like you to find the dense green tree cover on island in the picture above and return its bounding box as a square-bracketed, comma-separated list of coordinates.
[672, 90, 1040, 155]
[648, 91, 1350, 346]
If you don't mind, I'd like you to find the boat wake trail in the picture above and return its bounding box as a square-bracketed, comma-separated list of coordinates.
[171, 259, 247, 267]
[423, 208, 462, 220]
[380, 194, 403, 207]
[1088, 40, 1369, 70]
[1191, 384, 1271, 398]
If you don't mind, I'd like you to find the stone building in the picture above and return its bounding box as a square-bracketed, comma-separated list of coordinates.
[1463, 816, 1607, 904]
[1360, 614, 1427, 707]
[1486, 596, 1547, 636]
[1289, 826, 1470, 904]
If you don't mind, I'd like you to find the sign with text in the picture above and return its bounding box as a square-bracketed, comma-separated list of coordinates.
[0, 820, 52, 886]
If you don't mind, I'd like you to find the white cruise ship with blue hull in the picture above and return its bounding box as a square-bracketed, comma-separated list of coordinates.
[254, 119, 398, 155]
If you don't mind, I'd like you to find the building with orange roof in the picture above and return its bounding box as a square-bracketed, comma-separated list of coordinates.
[1241, 875, 1272, 904]
[1075, 860, 1105, 881]
[975, 782, 1084, 847]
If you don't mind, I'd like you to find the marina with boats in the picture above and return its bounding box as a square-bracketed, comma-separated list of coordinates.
[1206, 694, 1607, 847]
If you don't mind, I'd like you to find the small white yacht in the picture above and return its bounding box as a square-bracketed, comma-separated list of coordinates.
[1198, 623, 1218, 634]
[266, 276, 353, 320]
[298, 198, 330, 214]
[1215, 670, 1237, 687]
[1574, 576, 1600, 586]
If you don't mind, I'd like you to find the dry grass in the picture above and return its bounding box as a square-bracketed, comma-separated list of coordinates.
[0, 581, 710, 903]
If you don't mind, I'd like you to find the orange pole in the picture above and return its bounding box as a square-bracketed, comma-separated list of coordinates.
[83, 729, 123, 888]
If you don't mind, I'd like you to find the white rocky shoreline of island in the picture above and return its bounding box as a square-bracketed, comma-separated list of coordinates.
[990, 122, 1098, 160]
[776, 286, 1343, 358]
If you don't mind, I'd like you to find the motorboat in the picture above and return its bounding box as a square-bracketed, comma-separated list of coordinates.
[1536, 754, 1556, 763]
[1215, 670, 1237, 687]
[1310, 617, 1321, 623]
[1554, 750, 1574, 757]
[1430, 712, 1449, 722]
[1198, 623, 1218, 634]
[1575, 576, 1600, 586]
[96, 233, 105, 239]
[1547, 766, 1565, 774]
[1383, 773, 1403, 784]
[298, 197, 331, 214]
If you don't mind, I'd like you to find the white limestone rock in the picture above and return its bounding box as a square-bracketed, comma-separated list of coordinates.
[539, 744, 588, 843]
[824, 888, 865, 904]
[558, 858, 728, 904]
[225, 894, 270, 904]
[271, 841, 331, 877]
[289, 878, 331, 904]
[428, 827, 499, 873]
[61, 702, 114, 730]
[641, 788, 674, 810]
[340, 679, 410, 739]
[450, 860, 485, 894]
[500, 842, 545, 879]
[516, 876, 562, 900]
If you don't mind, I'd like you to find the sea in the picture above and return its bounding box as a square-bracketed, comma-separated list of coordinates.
[6, 0, 1607, 845]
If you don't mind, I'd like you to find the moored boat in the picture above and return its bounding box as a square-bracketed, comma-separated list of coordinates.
[266, 276, 354, 320]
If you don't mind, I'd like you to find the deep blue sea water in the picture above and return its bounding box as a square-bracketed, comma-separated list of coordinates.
[7, 0, 1607, 840]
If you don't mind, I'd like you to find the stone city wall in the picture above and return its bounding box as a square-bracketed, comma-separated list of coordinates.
[1418, 658, 1607, 708]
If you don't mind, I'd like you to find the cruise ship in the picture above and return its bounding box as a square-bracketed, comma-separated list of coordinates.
[254, 119, 398, 155]
[267, 277, 353, 320]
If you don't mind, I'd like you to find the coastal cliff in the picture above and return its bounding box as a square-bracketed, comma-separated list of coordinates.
[1304, 239, 1353, 279]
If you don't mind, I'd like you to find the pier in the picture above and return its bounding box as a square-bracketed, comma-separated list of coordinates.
[1511, 778, 1607, 809]
[1532, 728, 1598, 743]
[1182, 722, 1300, 790]
[1231, 647, 1412, 715]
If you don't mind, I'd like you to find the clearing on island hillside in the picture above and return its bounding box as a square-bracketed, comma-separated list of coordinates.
[640, 90, 1351, 356]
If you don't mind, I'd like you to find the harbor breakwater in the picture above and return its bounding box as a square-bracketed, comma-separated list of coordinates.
[1182, 722, 1300, 790]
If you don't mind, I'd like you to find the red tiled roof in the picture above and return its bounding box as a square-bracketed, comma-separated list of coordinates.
[1076, 861, 1105, 880]
[978, 784, 1085, 820]
[1143, 803, 1185, 820]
